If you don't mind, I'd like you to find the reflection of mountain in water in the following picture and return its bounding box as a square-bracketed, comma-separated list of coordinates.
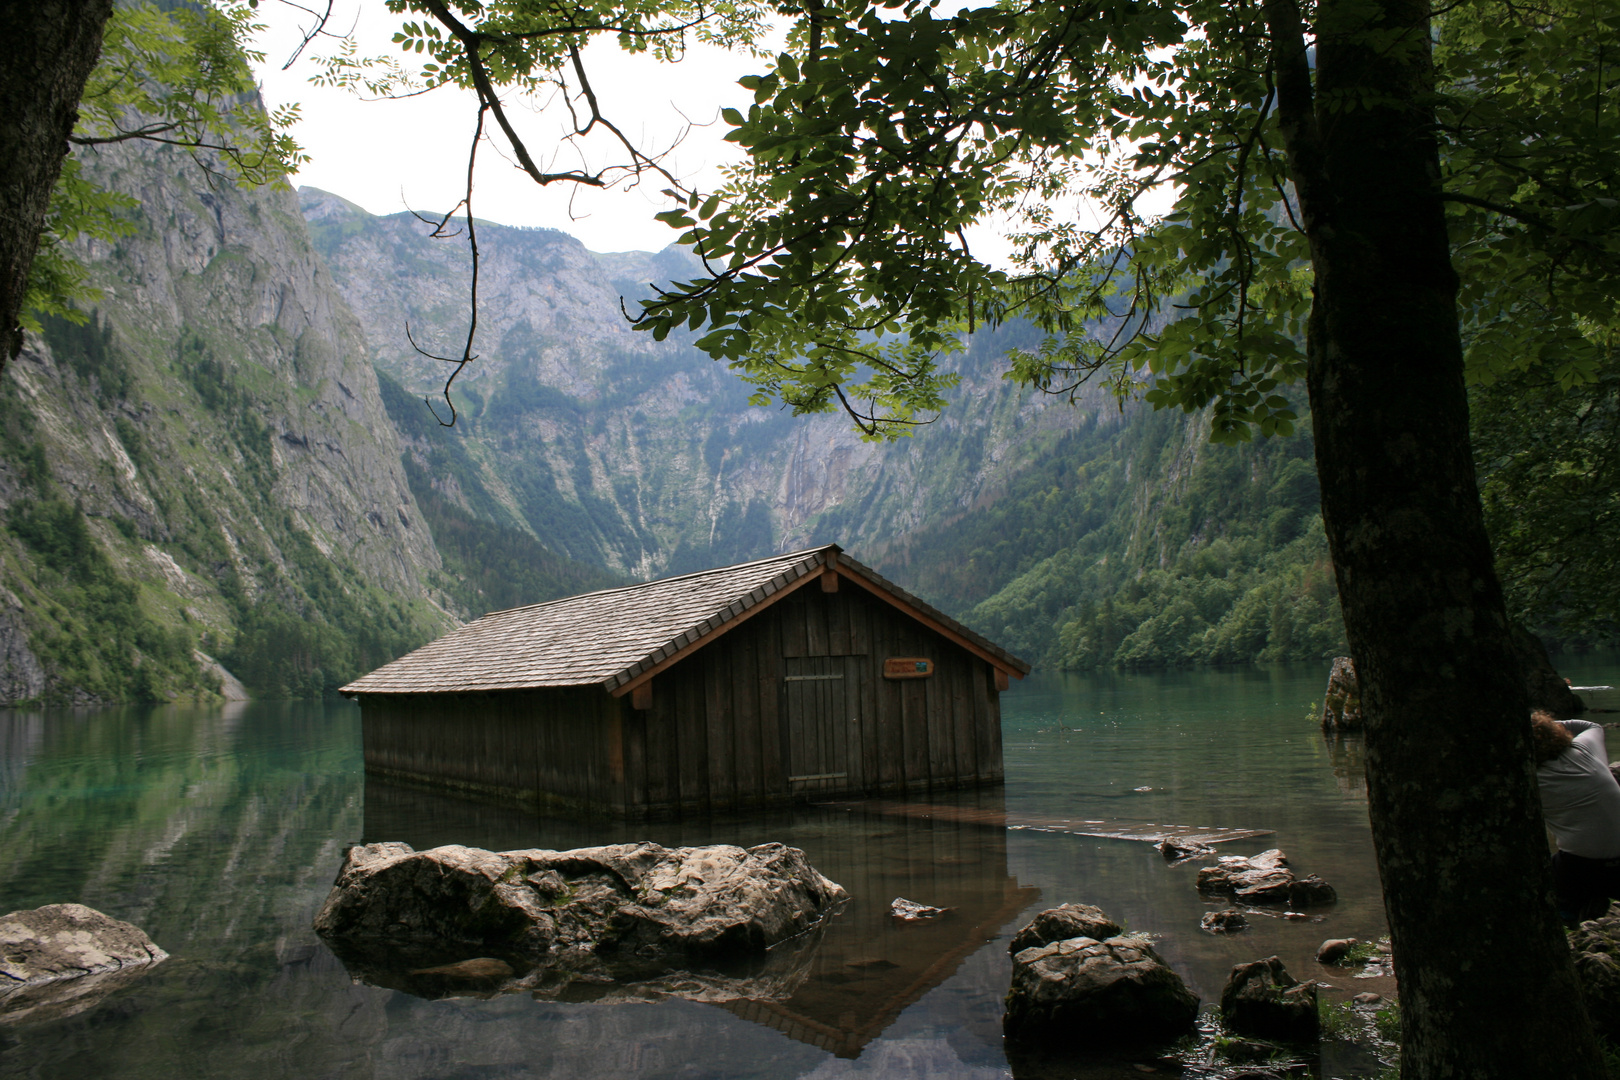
[363, 777, 1041, 1059]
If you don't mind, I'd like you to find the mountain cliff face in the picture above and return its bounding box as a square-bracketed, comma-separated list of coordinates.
[301, 188, 1347, 673]
[0, 140, 455, 703]
[300, 188, 1115, 582]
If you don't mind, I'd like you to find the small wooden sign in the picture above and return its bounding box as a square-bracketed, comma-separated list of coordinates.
[883, 657, 934, 680]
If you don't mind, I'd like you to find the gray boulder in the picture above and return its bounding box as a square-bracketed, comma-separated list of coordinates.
[1004, 932, 1199, 1044]
[1321, 657, 1363, 731]
[1220, 956, 1319, 1043]
[1197, 849, 1336, 907]
[313, 841, 846, 994]
[1008, 903, 1123, 954]
[0, 904, 168, 1025]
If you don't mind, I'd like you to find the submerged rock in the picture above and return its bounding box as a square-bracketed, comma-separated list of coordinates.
[1008, 903, 1123, 954]
[1158, 837, 1215, 861]
[1220, 956, 1319, 1043]
[313, 840, 846, 1001]
[1202, 909, 1248, 933]
[890, 898, 947, 921]
[1004, 931, 1200, 1045]
[1197, 849, 1336, 907]
[0, 904, 168, 1025]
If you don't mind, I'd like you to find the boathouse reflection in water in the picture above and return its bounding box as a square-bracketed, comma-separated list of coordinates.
[361, 775, 1041, 1058]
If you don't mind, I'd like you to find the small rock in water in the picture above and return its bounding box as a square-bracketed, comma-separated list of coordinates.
[1283, 911, 1311, 921]
[891, 897, 947, 921]
[1009, 903, 1123, 953]
[0, 903, 169, 1025]
[1158, 837, 1215, 861]
[1004, 931, 1200, 1044]
[1197, 849, 1336, 907]
[1201, 909, 1248, 934]
[1220, 955, 1319, 1043]
[1316, 938, 1359, 964]
[1353, 991, 1383, 1005]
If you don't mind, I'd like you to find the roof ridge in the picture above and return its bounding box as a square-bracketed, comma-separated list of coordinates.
[472, 543, 839, 621]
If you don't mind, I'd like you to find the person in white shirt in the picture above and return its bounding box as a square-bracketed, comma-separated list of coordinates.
[1532, 710, 1620, 924]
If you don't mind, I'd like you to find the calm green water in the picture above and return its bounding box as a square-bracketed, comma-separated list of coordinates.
[3, 659, 1617, 1079]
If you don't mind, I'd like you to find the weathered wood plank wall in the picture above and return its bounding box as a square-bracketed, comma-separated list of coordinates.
[361, 686, 633, 814]
[623, 583, 1004, 815]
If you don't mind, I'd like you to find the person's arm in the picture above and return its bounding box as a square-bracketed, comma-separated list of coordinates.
[1563, 719, 1609, 761]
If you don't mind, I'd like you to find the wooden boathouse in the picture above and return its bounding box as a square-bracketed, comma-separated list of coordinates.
[340, 544, 1030, 817]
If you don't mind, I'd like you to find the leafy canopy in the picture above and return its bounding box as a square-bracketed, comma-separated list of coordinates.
[302, 0, 1618, 445]
[631, 0, 1619, 441]
[27, 1, 306, 332]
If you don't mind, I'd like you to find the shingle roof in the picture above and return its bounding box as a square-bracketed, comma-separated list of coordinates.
[340, 544, 1028, 697]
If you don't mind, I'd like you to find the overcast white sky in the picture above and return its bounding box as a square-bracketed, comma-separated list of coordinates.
[251, 4, 769, 254]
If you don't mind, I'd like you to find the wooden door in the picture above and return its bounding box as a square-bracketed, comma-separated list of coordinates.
[783, 656, 850, 796]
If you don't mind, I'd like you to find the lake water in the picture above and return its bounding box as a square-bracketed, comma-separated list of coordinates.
[4, 658, 1618, 1079]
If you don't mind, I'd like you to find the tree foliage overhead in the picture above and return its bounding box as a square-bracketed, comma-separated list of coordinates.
[326, 0, 1617, 444]
[627, 0, 1618, 442]
[25, 0, 305, 332]
[1473, 361, 1620, 643]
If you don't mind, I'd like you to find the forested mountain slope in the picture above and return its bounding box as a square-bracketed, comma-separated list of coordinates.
[934, 404, 1346, 670]
[0, 137, 456, 703]
[0, 134, 620, 705]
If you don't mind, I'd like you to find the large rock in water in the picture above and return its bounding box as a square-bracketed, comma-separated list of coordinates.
[1003, 906, 1199, 1045]
[1008, 903, 1122, 954]
[1220, 956, 1319, 1043]
[0, 904, 168, 1025]
[1196, 849, 1336, 907]
[313, 841, 847, 997]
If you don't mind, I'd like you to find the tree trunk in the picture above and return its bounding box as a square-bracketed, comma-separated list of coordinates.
[1266, 0, 1606, 1075]
[0, 0, 116, 366]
